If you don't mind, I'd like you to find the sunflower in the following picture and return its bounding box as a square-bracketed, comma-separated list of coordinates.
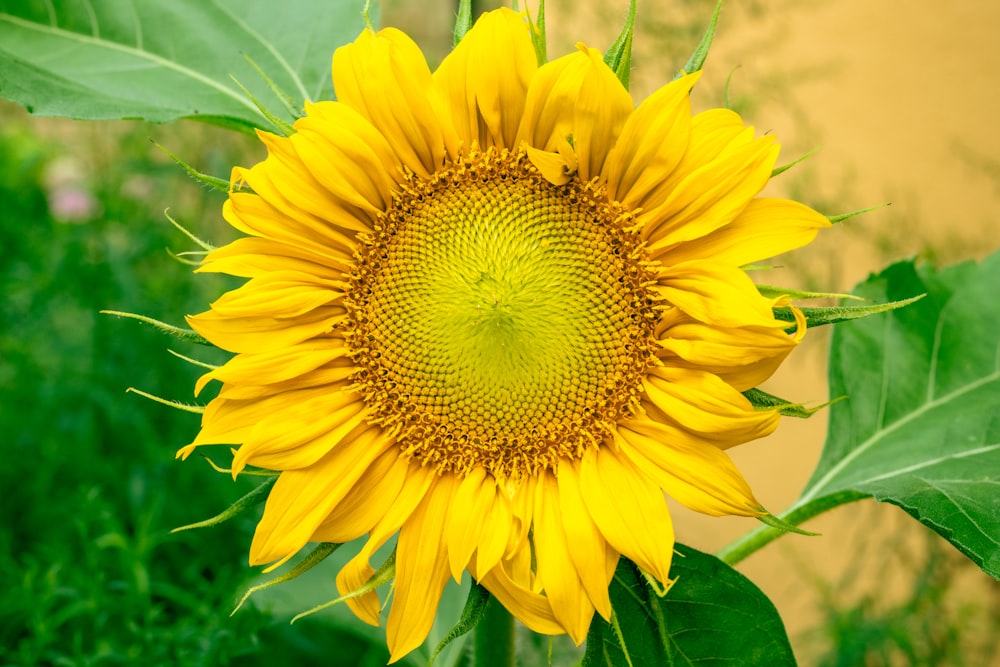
[181, 8, 828, 661]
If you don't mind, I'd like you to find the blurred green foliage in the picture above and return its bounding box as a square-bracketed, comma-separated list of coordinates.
[0, 104, 401, 666]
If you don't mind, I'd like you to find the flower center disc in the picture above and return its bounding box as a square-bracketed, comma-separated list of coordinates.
[346, 149, 657, 478]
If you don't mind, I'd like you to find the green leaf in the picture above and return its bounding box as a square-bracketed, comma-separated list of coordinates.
[0, 0, 375, 131]
[679, 0, 723, 77]
[784, 252, 1000, 577]
[603, 0, 636, 89]
[583, 549, 795, 666]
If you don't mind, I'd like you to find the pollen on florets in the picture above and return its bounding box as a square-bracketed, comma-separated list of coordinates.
[343, 147, 660, 479]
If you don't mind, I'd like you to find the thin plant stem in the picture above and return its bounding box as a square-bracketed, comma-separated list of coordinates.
[717, 490, 869, 565]
[474, 596, 516, 667]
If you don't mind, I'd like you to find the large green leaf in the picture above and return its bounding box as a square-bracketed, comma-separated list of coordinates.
[0, 0, 374, 132]
[726, 251, 1000, 577]
[584, 548, 795, 666]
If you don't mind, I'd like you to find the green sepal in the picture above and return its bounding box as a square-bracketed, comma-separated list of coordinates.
[163, 208, 216, 250]
[150, 141, 231, 194]
[603, 0, 637, 90]
[453, 0, 473, 47]
[828, 203, 889, 223]
[722, 65, 739, 109]
[101, 310, 211, 345]
[527, 0, 547, 65]
[428, 583, 492, 666]
[201, 455, 279, 478]
[742, 387, 840, 418]
[771, 146, 821, 178]
[757, 284, 864, 302]
[773, 294, 925, 331]
[125, 387, 205, 414]
[291, 549, 397, 623]
[679, 0, 723, 77]
[229, 74, 296, 136]
[166, 248, 209, 267]
[172, 477, 276, 534]
[241, 52, 302, 120]
[232, 543, 341, 615]
[756, 511, 820, 537]
[361, 0, 376, 32]
[167, 349, 219, 371]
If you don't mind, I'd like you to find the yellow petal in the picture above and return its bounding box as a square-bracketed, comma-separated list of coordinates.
[578, 445, 675, 585]
[616, 419, 764, 516]
[657, 315, 798, 391]
[336, 462, 436, 626]
[603, 71, 700, 203]
[225, 190, 358, 261]
[215, 361, 354, 401]
[203, 271, 343, 320]
[478, 564, 564, 635]
[662, 197, 832, 267]
[186, 389, 320, 454]
[248, 426, 392, 565]
[253, 129, 372, 233]
[516, 44, 632, 180]
[333, 28, 456, 177]
[533, 470, 595, 643]
[524, 140, 577, 186]
[642, 132, 779, 253]
[642, 366, 780, 447]
[445, 468, 509, 582]
[652, 260, 783, 329]
[433, 8, 536, 150]
[311, 447, 408, 543]
[238, 156, 370, 242]
[387, 475, 459, 662]
[292, 101, 399, 214]
[556, 461, 613, 620]
[232, 394, 369, 473]
[195, 339, 349, 395]
[475, 487, 513, 576]
[187, 305, 346, 354]
[197, 236, 350, 280]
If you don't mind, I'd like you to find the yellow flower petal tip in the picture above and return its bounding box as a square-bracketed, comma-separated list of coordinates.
[184, 8, 828, 659]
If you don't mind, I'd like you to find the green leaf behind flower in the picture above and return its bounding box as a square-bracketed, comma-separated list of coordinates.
[725, 251, 1000, 578]
[584, 549, 795, 667]
[0, 0, 375, 132]
[804, 251, 1000, 577]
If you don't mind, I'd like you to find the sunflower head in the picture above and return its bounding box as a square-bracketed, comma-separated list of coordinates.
[183, 7, 829, 661]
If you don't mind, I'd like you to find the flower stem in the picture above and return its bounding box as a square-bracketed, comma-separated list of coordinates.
[474, 596, 516, 667]
[716, 490, 869, 565]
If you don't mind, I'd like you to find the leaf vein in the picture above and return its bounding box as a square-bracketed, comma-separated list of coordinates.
[915, 475, 1000, 547]
[0, 12, 261, 117]
[206, 0, 310, 103]
[799, 369, 1000, 504]
[855, 443, 1000, 486]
